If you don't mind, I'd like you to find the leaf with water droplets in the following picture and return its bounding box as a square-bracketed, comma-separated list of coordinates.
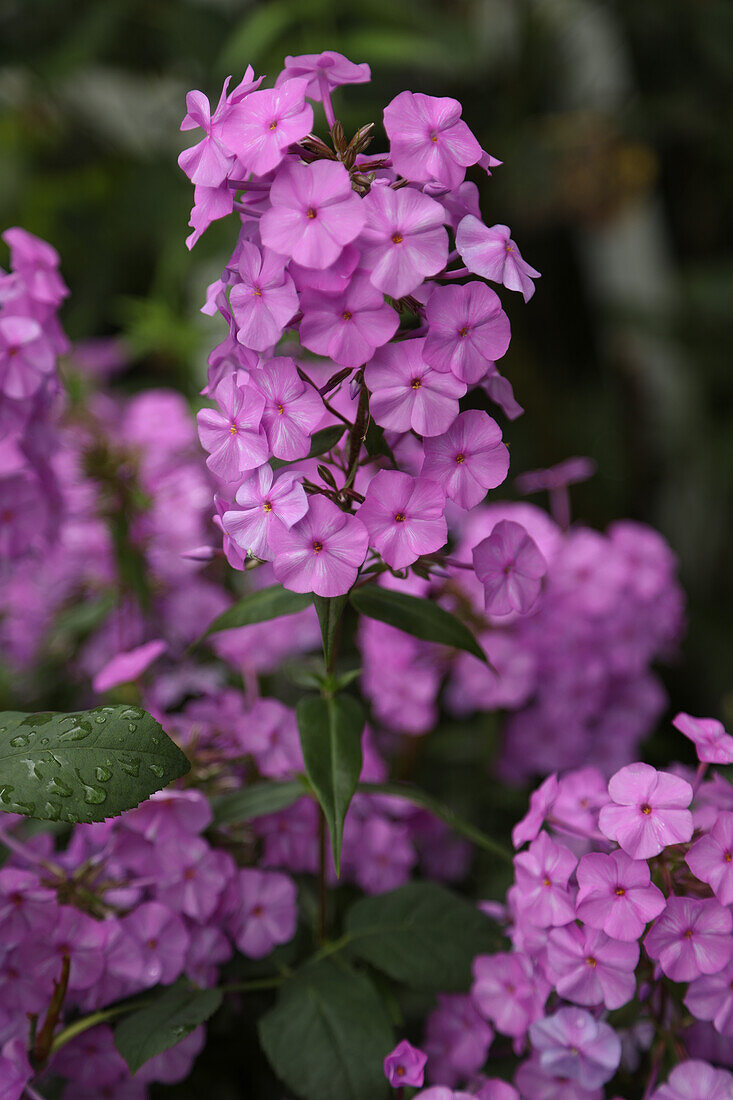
[0, 706, 190, 825]
[115, 981, 223, 1075]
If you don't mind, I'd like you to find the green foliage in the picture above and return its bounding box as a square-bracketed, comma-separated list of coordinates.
[258, 959, 392, 1100]
[345, 881, 498, 991]
[0, 706, 189, 824]
[350, 585, 487, 662]
[296, 694, 364, 873]
[271, 425, 347, 470]
[212, 779, 307, 826]
[115, 982, 223, 1075]
[312, 593, 349, 670]
[202, 585, 313, 639]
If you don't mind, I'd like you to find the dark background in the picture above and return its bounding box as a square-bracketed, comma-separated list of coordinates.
[1, 0, 731, 725]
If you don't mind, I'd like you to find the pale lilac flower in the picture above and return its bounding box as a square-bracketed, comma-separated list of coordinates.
[277, 51, 370, 127]
[474, 1083, 519, 1100]
[299, 274, 399, 368]
[226, 868, 297, 959]
[24, 906, 109, 992]
[249, 357, 323, 461]
[0, 315, 55, 398]
[229, 241, 299, 352]
[116, 902, 190, 986]
[422, 993, 493, 1087]
[383, 91, 482, 189]
[422, 410, 509, 509]
[515, 1055, 604, 1100]
[685, 961, 733, 1036]
[365, 338, 465, 437]
[0, 869, 56, 946]
[686, 812, 733, 904]
[0, 1039, 31, 1100]
[456, 217, 541, 302]
[240, 697, 303, 778]
[644, 897, 733, 982]
[260, 159, 365, 269]
[123, 789, 213, 841]
[155, 839, 232, 922]
[222, 466, 307, 560]
[384, 1039, 427, 1088]
[218, 79, 313, 176]
[92, 639, 167, 694]
[472, 952, 549, 1038]
[576, 849, 666, 941]
[2, 226, 69, 306]
[513, 832, 577, 928]
[673, 712, 733, 764]
[529, 1008, 621, 1090]
[185, 180, 235, 249]
[424, 282, 511, 383]
[270, 495, 368, 597]
[473, 520, 547, 616]
[483, 371, 524, 420]
[197, 373, 269, 481]
[178, 85, 236, 187]
[650, 1060, 733, 1100]
[598, 763, 693, 859]
[512, 774, 559, 849]
[358, 471, 446, 569]
[353, 818, 417, 894]
[359, 185, 449, 298]
[545, 924, 639, 1009]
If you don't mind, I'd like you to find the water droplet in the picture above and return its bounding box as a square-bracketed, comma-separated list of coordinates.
[59, 723, 91, 743]
[22, 713, 53, 726]
[117, 755, 140, 778]
[49, 777, 73, 798]
[149, 764, 165, 778]
[121, 707, 144, 720]
[83, 786, 106, 805]
[44, 801, 62, 821]
[64, 811, 80, 824]
[40, 737, 50, 745]
[128, 723, 137, 733]
[95, 766, 112, 782]
[94, 714, 107, 725]
[171, 1025, 191, 1038]
[9, 734, 30, 748]
[151, 738, 159, 745]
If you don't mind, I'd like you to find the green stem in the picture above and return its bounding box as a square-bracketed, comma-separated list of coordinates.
[318, 806, 328, 943]
[50, 997, 149, 1054]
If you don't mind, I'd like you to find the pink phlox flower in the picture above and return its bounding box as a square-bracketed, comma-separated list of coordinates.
[359, 184, 449, 298]
[472, 519, 547, 617]
[686, 811, 733, 905]
[222, 466, 307, 561]
[383, 91, 481, 189]
[685, 961, 733, 1037]
[270, 494, 368, 597]
[545, 923, 639, 1009]
[516, 456, 597, 496]
[383, 1039, 427, 1088]
[185, 180, 235, 250]
[299, 273, 399, 368]
[178, 82, 236, 188]
[422, 993, 493, 1087]
[422, 410, 509, 510]
[576, 849, 665, 941]
[92, 639, 167, 694]
[529, 1007, 621, 1091]
[358, 470, 447, 570]
[197, 372, 269, 481]
[0, 315, 55, 399]
[423, 281, 511, 383]
[249, 355, 324, 461]
[218, 78, 313, 177]
[644, 896, 733, 982]
[225, 868, 297, 958]
[512, 773, 559, 849]
[456, 217, 541, 302]
[117, 902, 190, 987]
[482, 371, 524, 420]
[472, 952, 549, 1038]
[650, 1060, 733, 1100]
[238, 697, 303, 778]
[673, 712, 733, 765]
[260, 158, 365, 269]
[598, 763, 693, 860]
[2, 226, 69, 307]
[551, 767, 608, 838]
[365, 338, 465, 437]
[474, 1082, 519, 1100]
[513, 831, 577, 927]
[0, 869, 56, 946]
[229, 241, 299, 352]
[277, 52, 370, 126]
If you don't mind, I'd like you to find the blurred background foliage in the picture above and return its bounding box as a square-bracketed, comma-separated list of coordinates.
[0, 0, 731, 726]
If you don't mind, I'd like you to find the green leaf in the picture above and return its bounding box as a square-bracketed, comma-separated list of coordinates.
[0, 706, 189, 824]
[345, 882, 497, 991]
[271, 426, 346, 470]
[217, 0, 298, 69]
[312, 593, 348, 670]
[259, 959, 392, 1100]
[296, 694, 363, 874]
[115, 982, 222, 1075]
[202, 584, 313, 639]
[211, 779, 307, 826]
[350, 585, 487, 662]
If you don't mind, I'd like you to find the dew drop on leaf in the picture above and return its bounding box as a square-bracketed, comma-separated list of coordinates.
[95, 766, 112, 782]
[9, 734, 30, 748]
[148, 763, 165, 778]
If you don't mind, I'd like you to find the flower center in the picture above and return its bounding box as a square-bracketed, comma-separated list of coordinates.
[312, 540, 323, 554]
[277, 403, 285, 415]
[542, 876, 551, 887]
[391, 233, 403, 244]
[585, 956, 597, 968]
[253, 286, 263, 297]
[396, 1066, 406, 1077]
[684, 928, 694, 939]
[252, 904, 264, 917]
[640, 803, 652, 815]
[184, 867, 196, 881]
[615, 887, 626, 896]
[726, 851, 733, 863]
[263, 501, 272, 513]
[455, 453, 465, 464]
[410, 377, 422, 389]
[430, 132, 439, 143]
[342, 311, 352, 321]
[306, 207, 317, 219]
[7, 346, 19, 357]
[458, 325, 469, 338]
[269, 120, 278, 130]
[506, 244, 514, 253]
[229, 422, 238, 434]
[394, 512, 406, 523]
[147, 938, 158, 950]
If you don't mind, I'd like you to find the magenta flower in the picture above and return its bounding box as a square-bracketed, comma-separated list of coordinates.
[598, 763, 693, 859]
[351, 818, 417, 894]
[0, 315, 55, 398]
[472, 952, 549, 1038]
[250, 356, 324, 461]
[686, 812, 733, 905]
[383, 91, 482, 189]
[260, 159, 365, 269]
[0, 869, 56, 946]
[26, 906, 109, 992]
[299, 274, 399, 368]
[512, 774, 559, 849]
[178, 86, 235, 188]
[424, 282, 511, 383]
[270, 495, 368, 597]
[123, 789, 212, 841]
[114, 902, 189, 987]
[422, 410, 509, 510]
[384, 1039, 427, 1088]
[222, 466, 308, 560]
[456, 217, 541, 302]
[576, 849, 666, 941]
[472, 520, 547, 617]
[474, 1083, 519, 1100]
[185, 179, 234, 249]
[277, 51, 370, 127]
[197, 373, 269, 481]
[529, 1007, 621, 1091]
[226, 868, 297, 959]
[644, 897, 733, 982]
[359, 185, 449, 298]
[218, 79, 313, 177]
[229, 242, 299, 352]
[685, 961, 733, 1036]
[2, 226, 69, 306]
[155, 839, 232, 923]
[513, 831, 577, 928]
[358, 471, 447, 569]
[673, 712, 733, 764]
[0, 1040, 31, 1100]
[545, 924, 639, 1010]
[650, 1061, 733, 1100]
[92, 639, 167, 694]
[365, 338, 466, 437]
